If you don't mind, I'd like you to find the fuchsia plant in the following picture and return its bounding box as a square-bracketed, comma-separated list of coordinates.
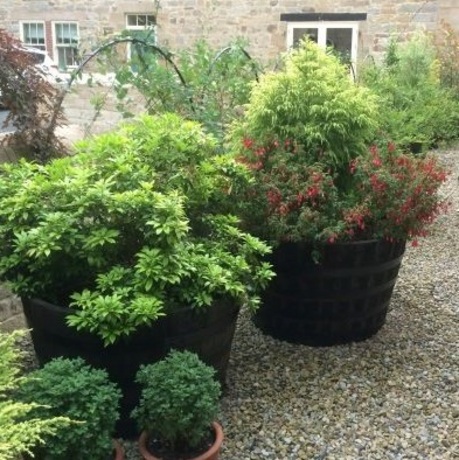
[237, 137, 449, 246]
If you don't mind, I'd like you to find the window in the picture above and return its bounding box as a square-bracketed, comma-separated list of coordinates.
[282, 13, 367, 71]
[53, 22, 79, 70]
[125, 14, 156, 62]
[20, 22, 46, 50]
[126, 14, 156, 29]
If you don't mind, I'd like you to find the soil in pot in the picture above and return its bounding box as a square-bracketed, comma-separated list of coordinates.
[139, 422, 223, 460]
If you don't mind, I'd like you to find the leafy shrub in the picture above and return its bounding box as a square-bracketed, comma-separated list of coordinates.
[359, 32, 459, 150]
[98, 37, 261, 143]
[0, 113, 273, 344]
[16, 357, 121, 460]
[230, 38, 378, 173]
[0, 330, 70, 460]
[131, 350, 221, 452]
[236, 139, 448, 244]
[230, 40, 449, 245]
[0, 29, 67, 162]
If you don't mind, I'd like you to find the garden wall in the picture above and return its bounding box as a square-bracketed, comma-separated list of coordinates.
[0, 286, 24, 332]
[155, 0, 440, 61]
[0, 0, 454, 64]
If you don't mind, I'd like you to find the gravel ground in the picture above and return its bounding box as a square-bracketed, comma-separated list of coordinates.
[214, 148, 459, 460]
[21, 148, 459, 460]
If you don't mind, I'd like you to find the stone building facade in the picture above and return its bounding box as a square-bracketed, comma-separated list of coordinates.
[0, 0, 458, 68]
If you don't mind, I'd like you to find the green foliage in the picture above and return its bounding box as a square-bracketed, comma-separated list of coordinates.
[230, 40, 448, 245]
[0, 113, 274, 345]
[359, 32, 459, 150]
[131, 350, 221, 452]
[235, 139, 448, 244]
[16, 357, 121, 460]
[0, 330, 71, 460]
[230, 38, 378, 171]
[105, 37, 261, 143]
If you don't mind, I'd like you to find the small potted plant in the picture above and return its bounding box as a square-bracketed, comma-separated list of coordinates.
[0, 330, 71, 460]
[0, 113, 273, 435]
[131, 349, 223, 460]
[230, 39, 449, 346]
[16, 357, 124, 460]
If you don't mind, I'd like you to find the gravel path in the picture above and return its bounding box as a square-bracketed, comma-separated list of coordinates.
[214, 147, 459, 460]
[21, 148, 459, 459]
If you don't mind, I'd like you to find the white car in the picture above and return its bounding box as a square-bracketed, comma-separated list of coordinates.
[22, 47, 67, 85]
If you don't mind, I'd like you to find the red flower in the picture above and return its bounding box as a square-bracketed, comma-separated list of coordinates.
[243, 138, 253, 149]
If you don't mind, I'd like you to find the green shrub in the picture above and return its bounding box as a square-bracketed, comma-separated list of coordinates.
[359, 32, 459, 150]
[99, 37, 262, 143]
[16, 357, 121, 460]
[0, 330, 70, 460]
[433, 20, 459, 95]
[230, 38, 378, 173]
[229, 39, 448, 245]
[0, 113, 273, 345]
[131, 350, 221, 452]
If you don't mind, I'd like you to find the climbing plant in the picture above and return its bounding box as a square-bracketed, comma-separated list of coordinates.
[71, 35, 262, 143]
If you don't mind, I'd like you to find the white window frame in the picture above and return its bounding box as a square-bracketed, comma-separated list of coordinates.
[20, 21, 46, 50]
[125, 13, 156, 30]
[286, 21, 359, 67]
[125, 13, 156, 60]
[52, 21, 79, 70]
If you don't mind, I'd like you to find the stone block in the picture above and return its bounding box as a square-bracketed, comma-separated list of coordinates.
[0, 313, 26, 333]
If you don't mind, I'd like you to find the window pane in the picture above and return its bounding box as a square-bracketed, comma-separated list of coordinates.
[326, 28, 353, 61]
[54, 22, 79, 69]
[293, 28, 318, 47]
[56, 23, 78, 45]
[127, 15, 137, 26]
[57, 46, 78, 69]
[22, 23, 45, 50]
[126, 14, 156, 28]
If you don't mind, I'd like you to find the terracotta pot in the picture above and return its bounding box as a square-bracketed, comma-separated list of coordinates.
[138, 421, 224, 460]
[113, 439, 125, 460]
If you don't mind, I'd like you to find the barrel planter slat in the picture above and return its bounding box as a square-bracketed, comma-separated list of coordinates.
[253, 239, 406, 346]
[22, 298, 239, 438]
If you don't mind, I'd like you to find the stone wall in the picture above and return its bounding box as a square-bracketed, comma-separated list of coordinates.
[0, 0, 154, 59]
[156, 0, 440, 61]
[439, 0, 459, 26]
[0, 285, 24, 332]
[0, 0, 457, 63]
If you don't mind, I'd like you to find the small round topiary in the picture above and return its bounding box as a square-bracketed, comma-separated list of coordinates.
[16, 357, 121, 460]
[131, 350, 221, 453]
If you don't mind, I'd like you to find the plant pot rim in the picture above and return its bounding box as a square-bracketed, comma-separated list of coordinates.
[138, 421, 224, 460]
[113, 438, 125, 460]
[275, 238, 405, 248]
[21, 296, 233, 313]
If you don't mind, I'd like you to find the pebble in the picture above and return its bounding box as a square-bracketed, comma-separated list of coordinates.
[216, 147, 459, 460]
